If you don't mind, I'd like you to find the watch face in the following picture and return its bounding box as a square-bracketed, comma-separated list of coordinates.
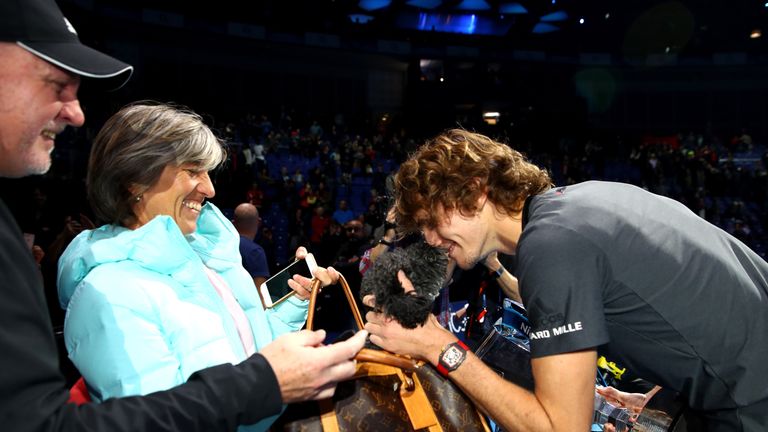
[443, 346, 464, 367]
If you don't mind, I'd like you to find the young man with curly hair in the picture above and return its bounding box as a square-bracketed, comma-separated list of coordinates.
[365, 128, 768, 432]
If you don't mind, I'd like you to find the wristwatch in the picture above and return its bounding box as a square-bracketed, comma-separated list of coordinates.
[437, 340, 469, 377]
[489, 266, 504, 279]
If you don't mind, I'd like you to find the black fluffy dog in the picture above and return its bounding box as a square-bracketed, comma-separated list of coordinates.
[360, 239, 448, 328]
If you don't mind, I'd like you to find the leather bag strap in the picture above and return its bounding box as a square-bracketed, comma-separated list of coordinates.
[307, 276, 364, 330]
[319, 399, 340, 432]
[398, 369, 442, 431]
[306, 275, 419, 372]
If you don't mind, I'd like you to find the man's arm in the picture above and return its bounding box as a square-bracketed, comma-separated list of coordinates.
[6, 329, 366, 432]
[369, 209, 397, 263]
[366, 314, 595, 431]
[596, 385, 662, 419]
[5, 321, 365, 432]
[483, 252, 521, 303]
[365, 301, 595, 431]
[1, 209, 366, 432]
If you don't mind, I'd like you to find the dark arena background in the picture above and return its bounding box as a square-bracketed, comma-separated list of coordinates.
[3, 0, 767, 270]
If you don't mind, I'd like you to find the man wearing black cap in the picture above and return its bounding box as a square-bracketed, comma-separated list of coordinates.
[0, 1, 366, 431]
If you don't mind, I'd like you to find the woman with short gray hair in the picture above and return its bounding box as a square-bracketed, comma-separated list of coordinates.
[86, 102, 226, 228]
[57, 102, 312, 431]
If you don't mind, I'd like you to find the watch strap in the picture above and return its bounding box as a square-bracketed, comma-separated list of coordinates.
[489, 266, 503, 279]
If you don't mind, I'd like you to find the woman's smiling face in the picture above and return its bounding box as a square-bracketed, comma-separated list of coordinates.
[131, 163, 215, 234]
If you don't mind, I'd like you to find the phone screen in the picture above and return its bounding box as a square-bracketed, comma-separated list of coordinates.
[259, 254, 316, 308]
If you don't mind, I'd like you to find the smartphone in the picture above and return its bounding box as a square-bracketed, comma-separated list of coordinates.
[259, 253, 318, 308]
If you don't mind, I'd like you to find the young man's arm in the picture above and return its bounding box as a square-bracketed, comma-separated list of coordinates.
[365, 312, 595, 432]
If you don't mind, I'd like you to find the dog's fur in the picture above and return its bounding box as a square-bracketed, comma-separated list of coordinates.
[360, 240, 448, 328]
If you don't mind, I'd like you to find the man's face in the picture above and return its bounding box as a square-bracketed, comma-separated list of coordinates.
[0, 44, 85, 177]
[420, 206, 488, 270]
[345, 221, 364, 239]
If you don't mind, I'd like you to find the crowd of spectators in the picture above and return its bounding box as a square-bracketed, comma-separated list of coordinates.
[530, 129, 768, 258]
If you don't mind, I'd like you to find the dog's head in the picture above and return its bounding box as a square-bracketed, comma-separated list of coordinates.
[360, 240, 448, 328]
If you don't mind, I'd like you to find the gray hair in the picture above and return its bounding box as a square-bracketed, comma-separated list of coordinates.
[87, 102, 226, 225]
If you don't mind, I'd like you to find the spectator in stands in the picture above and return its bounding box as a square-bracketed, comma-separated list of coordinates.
[315, 180, 332, 209]
[55, 103, 349, 431]
[309, 120, 323, 138]
[279, 166, 290, 183]
[333, 219, 371, 270]
[332, 199, 354, 225]
[252, 138, 266, 173]
[288, 206, 310, 254]
[298, 182, 317, 210]
[0, 1, 364, 430]
[234, 203, 271, 294]
[315, 219, 343, 266]
[245, 182, 264, 209]
[258, 114, 273, 138]
[258, 225, 278, 274]
[363, 201, 383, 237]
[310, 205, 331, 250]
[292, 168, 303, 185]
[365, 129, 768, 432]
[372, 163, 389, 193]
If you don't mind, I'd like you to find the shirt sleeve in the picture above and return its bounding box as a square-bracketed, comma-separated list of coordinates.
[518, 225, 610, 358]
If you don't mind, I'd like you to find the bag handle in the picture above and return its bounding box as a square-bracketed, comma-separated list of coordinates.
[307, 275, 419, 372]
[307, 276, 364, 330]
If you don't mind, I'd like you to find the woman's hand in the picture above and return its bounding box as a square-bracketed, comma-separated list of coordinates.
[287, 247, 341, 300]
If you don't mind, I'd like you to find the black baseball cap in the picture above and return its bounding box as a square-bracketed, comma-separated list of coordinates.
[0, 0, 133, 89]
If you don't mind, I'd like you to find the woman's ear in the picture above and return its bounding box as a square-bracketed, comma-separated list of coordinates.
[123, 185, 144, 229]
[127, 183, 141, 198]
[127, 184, 146, 202]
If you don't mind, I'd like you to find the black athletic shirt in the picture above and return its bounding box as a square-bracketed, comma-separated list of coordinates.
[517, 181, 768, 416]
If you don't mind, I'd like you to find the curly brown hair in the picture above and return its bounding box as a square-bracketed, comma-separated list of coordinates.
[394, 129, 552, 233]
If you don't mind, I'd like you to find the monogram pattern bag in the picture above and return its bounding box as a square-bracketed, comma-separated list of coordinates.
[272, 275, 491, 432]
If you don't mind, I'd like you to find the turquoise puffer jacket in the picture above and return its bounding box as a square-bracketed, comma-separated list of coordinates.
[58, 203, 307, 431]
